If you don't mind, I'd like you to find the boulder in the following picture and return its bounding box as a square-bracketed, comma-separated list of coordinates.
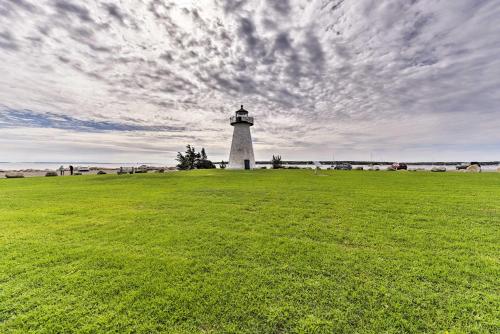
[45, 171, 58, 177]
[466, 165, 481, 173]
[97, 170, 107, 175]
[386, 167, 397, 171]
[74, 172, 82, 175]
[431, 167, 446, 172]
[5, 172, 24, 178]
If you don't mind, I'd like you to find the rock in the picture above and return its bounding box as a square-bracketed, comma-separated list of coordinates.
[45, 171, 58, 177]
[97, 170, 107, 175]
[74, 172, 82, 175]
[355, 167, 364, 170]
[466, 165, 481, 173]
[5, 172, 24, 178]
[386, 167, 397, 171]
[431, 167, 446, 172]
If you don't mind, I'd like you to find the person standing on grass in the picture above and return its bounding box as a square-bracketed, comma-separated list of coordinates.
[69, 165, 74, 175]
[59, 165, 64, 176]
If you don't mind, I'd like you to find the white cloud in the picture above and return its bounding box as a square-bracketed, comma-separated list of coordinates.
[0, 0, 499, 163]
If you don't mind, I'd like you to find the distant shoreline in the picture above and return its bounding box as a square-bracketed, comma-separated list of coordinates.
[0, 167, 174, 178]
[253, 161, 500, 166]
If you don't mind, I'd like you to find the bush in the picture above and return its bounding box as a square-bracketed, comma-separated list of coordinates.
[196, 159, 215, 169]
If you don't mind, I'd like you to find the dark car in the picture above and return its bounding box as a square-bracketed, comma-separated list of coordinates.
[334, 163, 352, 170]
[456, 163, 470, 170]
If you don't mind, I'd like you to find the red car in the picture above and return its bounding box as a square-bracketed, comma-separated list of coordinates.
[391, 163, 408, 170]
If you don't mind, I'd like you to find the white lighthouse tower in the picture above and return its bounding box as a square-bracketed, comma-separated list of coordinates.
[228, 105, 255, 170]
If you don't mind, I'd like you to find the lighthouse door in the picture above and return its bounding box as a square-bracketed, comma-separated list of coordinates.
[244, 160, 250, 170]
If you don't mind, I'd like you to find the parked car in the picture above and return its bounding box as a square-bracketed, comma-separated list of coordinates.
[334, 163, 352, 170]
[456, 162, 470, 170]
[135, 165, 149, 173]
[76, 166, 90, 172]
[391, 163, 408, 170]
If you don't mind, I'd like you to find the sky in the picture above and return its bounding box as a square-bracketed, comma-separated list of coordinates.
[0, 0, 499, 164]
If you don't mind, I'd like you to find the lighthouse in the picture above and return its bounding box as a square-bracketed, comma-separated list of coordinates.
[228, 105, 255, 170]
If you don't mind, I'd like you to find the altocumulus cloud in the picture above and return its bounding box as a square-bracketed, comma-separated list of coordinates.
[0, 0, 499, 162]
[0, 108, 186, 132]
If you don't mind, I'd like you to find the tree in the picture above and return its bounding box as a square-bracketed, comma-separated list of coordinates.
[176, 145, 215, 170]
[272, 155, 282, 169]
[176, 145, 198, 170]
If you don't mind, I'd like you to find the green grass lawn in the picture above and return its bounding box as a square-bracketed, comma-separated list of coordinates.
[0, 170, 499, 333]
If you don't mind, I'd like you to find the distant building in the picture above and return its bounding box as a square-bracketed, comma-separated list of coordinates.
[228, 105, 255, 170]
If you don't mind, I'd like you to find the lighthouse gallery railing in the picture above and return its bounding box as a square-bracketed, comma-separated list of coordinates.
[230, 116, 254, 124]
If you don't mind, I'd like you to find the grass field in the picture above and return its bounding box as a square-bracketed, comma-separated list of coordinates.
[0, 170, 499, 333]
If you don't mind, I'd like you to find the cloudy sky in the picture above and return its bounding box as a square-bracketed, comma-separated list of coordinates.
[1, 0, 499, 163]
